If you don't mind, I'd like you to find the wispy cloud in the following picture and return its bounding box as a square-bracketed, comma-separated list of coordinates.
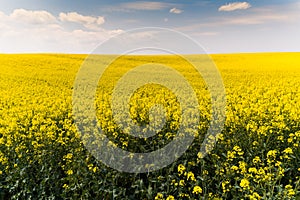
[190, 32, 219, 37]
[176, 13, 291, 32]
[0, 8, 123, 53]
[119, 1, 173, 11]
[104, 1, 180, 12]
[169, 8, 183, 14]
[224, 14, 289, 25]
[59, 12, 105, 30]
[10, 9, 57, 25]
[218, 2, 251, 12]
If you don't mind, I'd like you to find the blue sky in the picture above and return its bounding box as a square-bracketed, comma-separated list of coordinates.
[0, 0, 299, 53]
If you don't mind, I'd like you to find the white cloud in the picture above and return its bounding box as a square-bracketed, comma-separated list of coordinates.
[59, 12, 105, 30]
[122, 1, 170, 10]
[0, 11, 8, 29]
[96, 17, 105, 25]
[10, 9, 57, 24]
[0, 9, 122, 53]
[196, 32, 219, 36]
[169, 8, 183, 14]
[0, 11, 6, 18]
[59, 12, 104, 25]
[218, 2, 251, 12]
[110, 1, 175, 11]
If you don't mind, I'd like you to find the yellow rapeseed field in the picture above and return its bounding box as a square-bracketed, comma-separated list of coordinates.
[0, 53, 300, 199]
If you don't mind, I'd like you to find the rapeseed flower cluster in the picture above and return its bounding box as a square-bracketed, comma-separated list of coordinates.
[1, 53, 300, 199]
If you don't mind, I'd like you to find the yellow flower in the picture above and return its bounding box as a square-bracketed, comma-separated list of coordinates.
[64, 153, 73, 160]
[171, 179, 178, 186]
[88, 164, 93, 171]
[239, 161, 247, 174]
[179, 179, 185, 186]
[63, 184, 69, 189]
[253, 156, 261, 164]
[166, 195, 175, 200]
[248, 167, 257, 174]
[285, 184, 293, 189]
[154, 193, 163, 200]
[227, 151, 236, 161]
[233, 145, 244, 155]
[278, 166, 285, 176]
[267, 150, 277, 158]
[197, 152, 203, 159]
[66, 169, 73, 175]
[179, 193, 190, 198]
[248, 192, 261, 200]
[92, 167, 97, 173]
[252, 141, 259, 146]
[231, 165, 239, 171]
[202, 170, 209, 175]
[178, 164, 186, 175]
[258, 168, 265, 175]
[192, 186, 202, 194]
[275, 161, 282, 167]
[233, 145, 242, 152]
[277, 136, 284, 142]
[240, 178, 250, 189]
[187, 171, 196, 182]
[288, 189, 296, 196]
[222, 181, 230, 193]
[283, 147, 293, 154]
[217, 133, 224, 141]
[285, 185, 295, 197]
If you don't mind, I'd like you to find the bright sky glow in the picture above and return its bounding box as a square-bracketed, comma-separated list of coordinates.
[0, 0, 299, 53]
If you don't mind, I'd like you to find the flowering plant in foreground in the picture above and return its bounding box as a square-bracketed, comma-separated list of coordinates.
[0, 53, 300, 199]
